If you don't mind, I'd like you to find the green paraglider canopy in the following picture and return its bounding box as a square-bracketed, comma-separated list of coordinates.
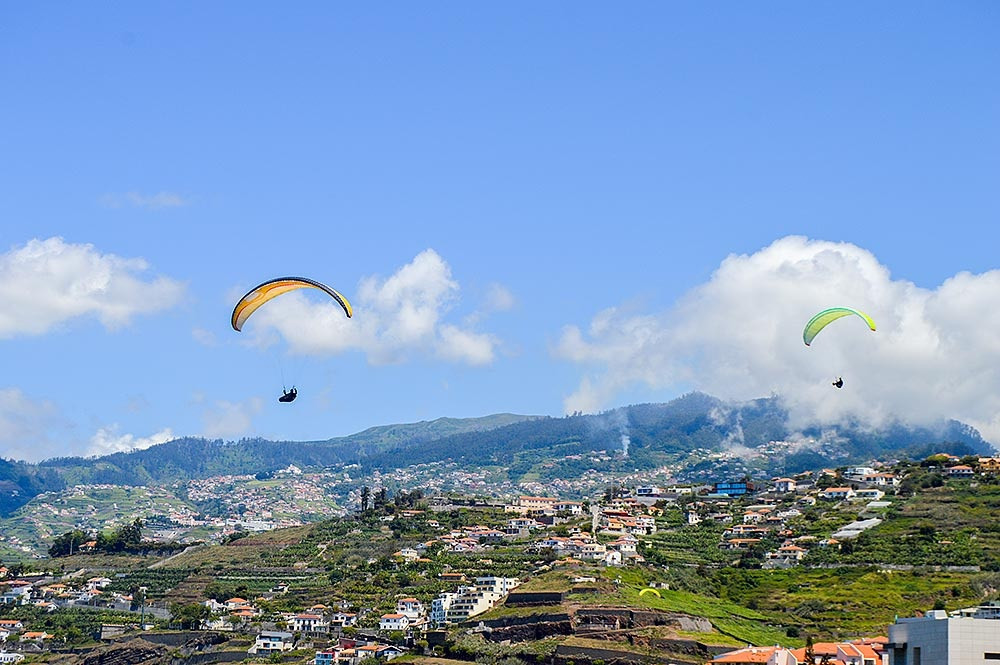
[802, 307, 876, 346]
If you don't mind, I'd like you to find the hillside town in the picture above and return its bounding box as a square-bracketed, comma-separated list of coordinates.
[1, 453, 999, 663]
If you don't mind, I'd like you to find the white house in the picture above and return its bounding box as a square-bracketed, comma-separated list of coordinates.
[845, 466, 876, 478]
[853, 488, 885, 501]
[290, 613, 329, 634]
[394, 548, 419, 561]
[607, 539, 638, 554]
[248, 631, 294, 655]
[431, 577, 520, 625]
[476, 577, 520, 595]
[330, 612, 357, 627]
[431, 592, 458, 626]
[85, 577, 112, 591]
[554, 501, 584, 515]
[821, 487, 856, 500]
[396, 598, 425, 619]
[379, 613, 410, 632]
[604, 550, 623, 567]
[773, 478, 797, 493]
[356, 644, 405, 661]
[0, 620, 24, 633]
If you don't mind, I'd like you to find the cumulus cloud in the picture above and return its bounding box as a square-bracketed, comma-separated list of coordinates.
[202, 398, 263, 438]
[246, 249, 501, 366]
[0, 388, 67, 462]
[555, 236, 1000, 443]
[87, 425, 174, 457]
[100, 191, 188, 209]
[0, 237, 185, 338]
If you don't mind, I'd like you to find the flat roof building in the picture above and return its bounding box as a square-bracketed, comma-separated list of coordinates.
[888, 605, 1000, 664]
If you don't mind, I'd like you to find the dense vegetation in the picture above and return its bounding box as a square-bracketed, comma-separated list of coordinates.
[49, 519, 188, 558]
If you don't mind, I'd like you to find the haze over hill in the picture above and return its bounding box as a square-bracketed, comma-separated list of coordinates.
[0, 393, 990, 516]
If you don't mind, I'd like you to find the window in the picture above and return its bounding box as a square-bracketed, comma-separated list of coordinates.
[912, 646, 920, 665]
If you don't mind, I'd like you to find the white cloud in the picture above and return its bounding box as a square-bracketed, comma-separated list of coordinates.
[0, 237, 185, 338]
[437, 325, 497, 365]
[100, 191, 189, 209]
[191, 327, 217, 346]
[245, 249, 500, 366]
[87, 425, 174, 457]
[484, 283, 516, 312]
[202, 398, 263, 438]
[555, 236, 1000, 443]
[0, 388, 66, 462]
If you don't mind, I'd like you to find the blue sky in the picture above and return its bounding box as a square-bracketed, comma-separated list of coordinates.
[1, 3, 998, 461]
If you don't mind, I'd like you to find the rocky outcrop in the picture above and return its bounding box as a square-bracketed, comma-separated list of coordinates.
[80, 639, 171, 665]
[482, 619, 574, 642]
[574, 607, 713, 632]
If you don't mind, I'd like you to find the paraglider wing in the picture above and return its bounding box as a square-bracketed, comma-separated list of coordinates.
[639, 588, 661, 598]
[231, 277, 353, 332]
[802, 307, 875, 346]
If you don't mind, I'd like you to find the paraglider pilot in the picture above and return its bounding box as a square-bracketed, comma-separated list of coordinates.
[832, 377, 844, 389]
[279, 387, 297, 403]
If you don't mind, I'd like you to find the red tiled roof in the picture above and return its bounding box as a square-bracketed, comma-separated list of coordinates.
[711, 646, 778, 663]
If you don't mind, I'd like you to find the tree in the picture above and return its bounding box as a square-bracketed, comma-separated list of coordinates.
[48, 530, 92, 558]
[169, 602, 210, 629]
[120, 517, 144, 546]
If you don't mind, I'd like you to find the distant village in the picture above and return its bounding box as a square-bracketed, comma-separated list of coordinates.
[0, 453, 999, 664]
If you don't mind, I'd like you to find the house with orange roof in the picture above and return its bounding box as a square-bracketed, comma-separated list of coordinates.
[805, 641, 879, 664]
[289, 613, 328, 634]
[396, 597, 425, 619]
[979, 457, 1000, 473]
[709, 645, 785, 663]
[764, 543, 808, 568]
[711, 641, 881, 664]
[510, 496, 558, 514]
[719, 538, 761, 550]
[864, 472, 900, 487]
[378, 613, 410, 632]
[774, 478, 797, 493]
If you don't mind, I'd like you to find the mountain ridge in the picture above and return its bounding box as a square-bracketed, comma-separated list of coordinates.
[0, 393, 991, 516]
